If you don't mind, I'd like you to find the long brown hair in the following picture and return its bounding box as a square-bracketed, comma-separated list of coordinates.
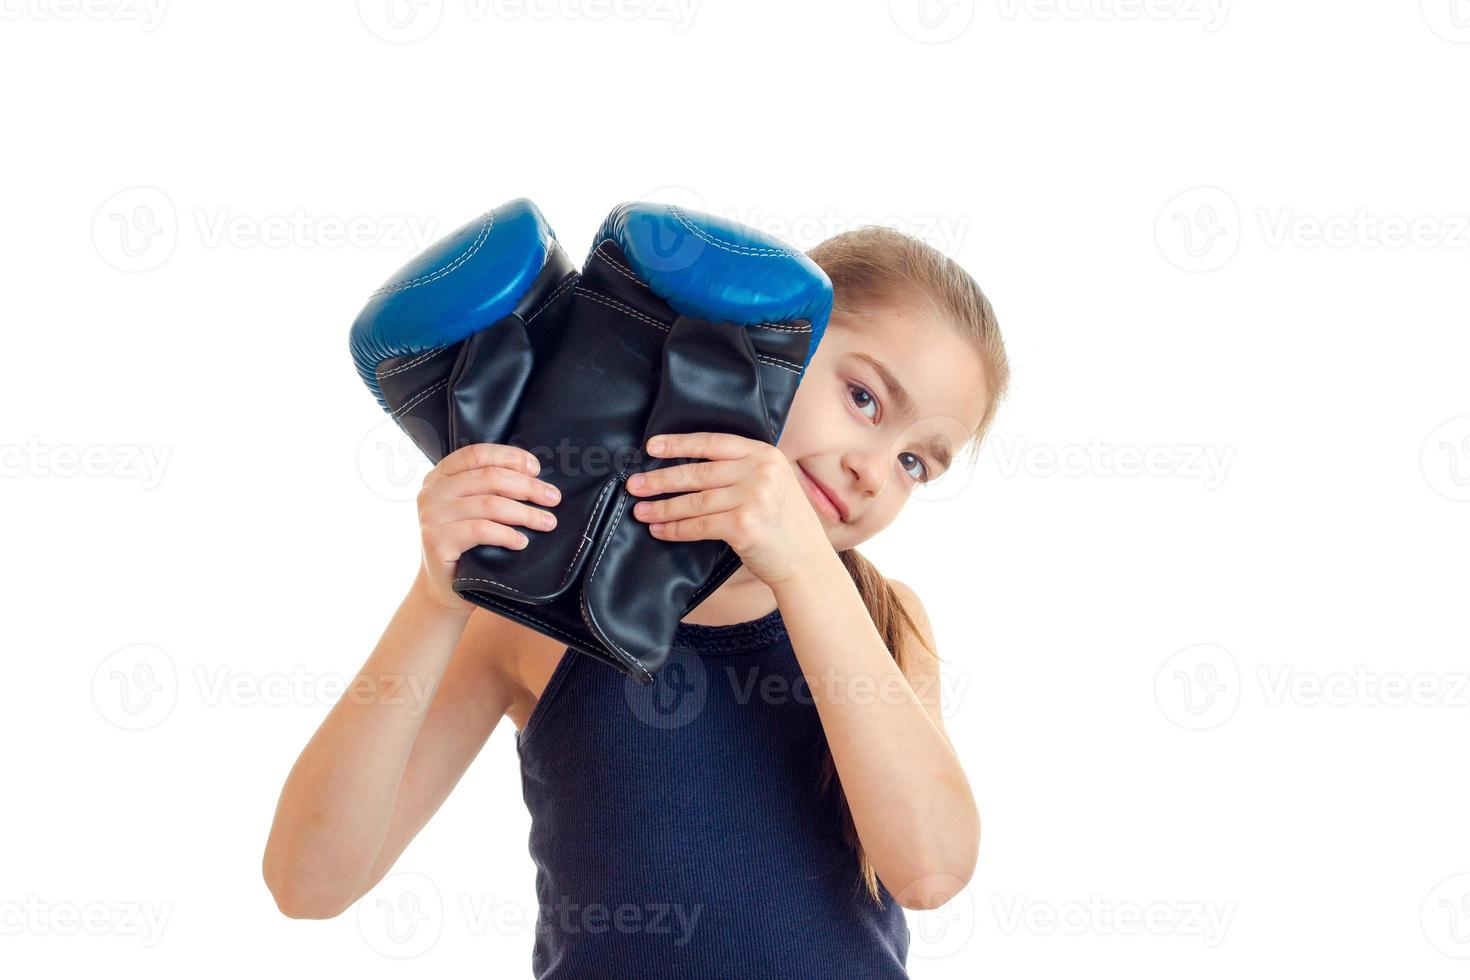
[805, 224, 1010, 905]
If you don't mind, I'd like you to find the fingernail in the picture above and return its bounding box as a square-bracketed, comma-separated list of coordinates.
[647, 437, 664, 454]
[627, 474, 644, 491]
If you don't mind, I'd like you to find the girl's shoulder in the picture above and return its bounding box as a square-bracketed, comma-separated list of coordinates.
[888, 579, 938, 661]
[888, 579, 956, 746]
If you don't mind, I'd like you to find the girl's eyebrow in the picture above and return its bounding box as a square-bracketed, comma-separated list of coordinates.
[852, 351, 917, 420]
[850, 351, 954, 471]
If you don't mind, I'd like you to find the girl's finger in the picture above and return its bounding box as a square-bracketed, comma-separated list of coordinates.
[434, 442, 541, 482]
[424, 494, 558, 534]
[646, 431, 754, 462]
[422, 518, 530, 563]
[632, 485, 742, 524]
[648, 510, 730, 543]
[627, 458, 740, 496]
[649, 514, 717, 543]
[434, 465, 561, 506]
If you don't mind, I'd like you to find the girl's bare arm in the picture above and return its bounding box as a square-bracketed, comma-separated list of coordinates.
[773, 555, 980, 911]
[262, 443, 560, 919]
[261, 573, 514, 918]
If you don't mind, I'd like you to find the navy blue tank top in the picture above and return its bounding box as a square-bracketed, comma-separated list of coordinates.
[516, 607, 911, 978]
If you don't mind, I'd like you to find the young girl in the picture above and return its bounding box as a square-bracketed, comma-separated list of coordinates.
[263, 223, 1010, 977]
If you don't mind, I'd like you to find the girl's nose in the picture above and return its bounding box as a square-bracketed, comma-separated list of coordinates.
[843, 448, 889, 499]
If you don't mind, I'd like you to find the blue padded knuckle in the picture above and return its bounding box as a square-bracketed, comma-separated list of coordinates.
[594, 202, 833, 369]
[350, 197, 556, 410]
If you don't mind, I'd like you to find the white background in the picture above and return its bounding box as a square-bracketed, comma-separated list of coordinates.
[2, 1, 1468, 976]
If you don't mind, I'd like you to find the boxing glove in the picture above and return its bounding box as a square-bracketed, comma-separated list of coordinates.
[350, 198, 576, 464]
[351, 198, 831, 684]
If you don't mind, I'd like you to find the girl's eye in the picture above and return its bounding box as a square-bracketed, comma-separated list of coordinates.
[848, 383, 878, 420]
[851, 382, 929, 483]
[899, 451, 929, 484]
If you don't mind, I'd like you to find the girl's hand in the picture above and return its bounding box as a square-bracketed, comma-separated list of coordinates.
[625, 431, 830, 588]
[415, 442, 562, 614]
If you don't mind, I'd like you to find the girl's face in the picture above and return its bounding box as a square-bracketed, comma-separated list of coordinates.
[776, 298, 990, 552]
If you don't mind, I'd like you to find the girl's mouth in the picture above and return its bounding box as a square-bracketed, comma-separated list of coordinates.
[797, 464, 846, 523]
